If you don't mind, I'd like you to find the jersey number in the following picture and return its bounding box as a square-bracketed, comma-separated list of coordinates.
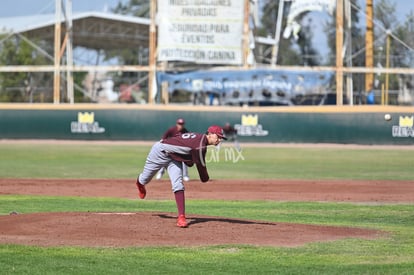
[181, 133, 197, 139]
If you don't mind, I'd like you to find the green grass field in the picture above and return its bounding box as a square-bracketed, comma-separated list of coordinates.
[1, 142, 414, 274]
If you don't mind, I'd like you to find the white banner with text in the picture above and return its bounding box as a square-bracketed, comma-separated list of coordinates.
[157, 0, 244, 64]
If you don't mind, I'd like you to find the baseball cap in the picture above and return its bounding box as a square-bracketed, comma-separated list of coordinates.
[207, 125, 227, 140]
[176, 118, 185, 125]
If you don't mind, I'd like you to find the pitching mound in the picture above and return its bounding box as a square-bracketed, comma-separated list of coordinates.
[0, 211, 381, 248]
[1, 178, 408, 247]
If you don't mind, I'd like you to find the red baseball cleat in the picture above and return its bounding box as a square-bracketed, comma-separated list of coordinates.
[136, 180, 146, 199]
[176, 214, 188, 228]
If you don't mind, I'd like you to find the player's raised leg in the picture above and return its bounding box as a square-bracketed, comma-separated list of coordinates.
[136, 142, 170, 199]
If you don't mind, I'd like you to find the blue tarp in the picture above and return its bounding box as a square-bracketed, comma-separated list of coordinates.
[157, 69, 334, 106]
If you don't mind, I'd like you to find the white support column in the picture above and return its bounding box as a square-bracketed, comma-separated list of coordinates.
[53, 0, 62, 104]
[271, 0, 286, 66]
[65, 0, 74, 104]
[345, 0, 353, 105]
[148, 0, 157, 104]
[336, 0, 344, 105]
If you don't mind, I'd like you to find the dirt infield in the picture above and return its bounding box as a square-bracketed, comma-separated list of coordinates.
[1, 178, 412, 248]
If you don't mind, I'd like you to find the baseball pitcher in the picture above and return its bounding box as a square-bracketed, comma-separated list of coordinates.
[135, 125, 226, 228]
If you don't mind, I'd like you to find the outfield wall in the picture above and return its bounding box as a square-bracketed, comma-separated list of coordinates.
[0, 104, 413, 145]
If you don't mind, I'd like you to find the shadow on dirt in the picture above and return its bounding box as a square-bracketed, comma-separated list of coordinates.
[155, 213, 275, 227]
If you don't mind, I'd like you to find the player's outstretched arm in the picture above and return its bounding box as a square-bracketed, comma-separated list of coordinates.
[196, 163, 209, 182]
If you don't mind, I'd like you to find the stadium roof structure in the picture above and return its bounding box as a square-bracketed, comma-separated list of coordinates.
[0, 11, 152, 104]
[0, 11, 150, 50]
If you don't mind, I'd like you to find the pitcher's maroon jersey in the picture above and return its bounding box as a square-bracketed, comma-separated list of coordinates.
[160, 132, 209, 182]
